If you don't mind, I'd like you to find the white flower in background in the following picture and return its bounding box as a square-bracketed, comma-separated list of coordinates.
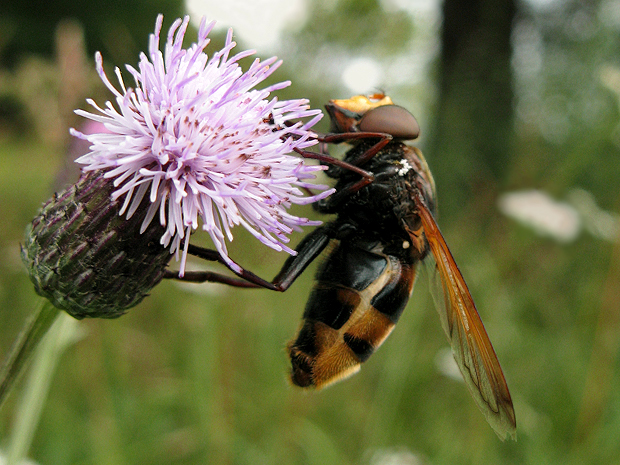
[498, 190, 581, 242]
[498, 189, 619, 243]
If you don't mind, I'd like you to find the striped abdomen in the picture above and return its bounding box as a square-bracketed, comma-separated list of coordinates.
[288, 240, 417, 389]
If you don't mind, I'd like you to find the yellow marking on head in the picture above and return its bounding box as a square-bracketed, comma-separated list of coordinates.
[330, 94, 394, 114]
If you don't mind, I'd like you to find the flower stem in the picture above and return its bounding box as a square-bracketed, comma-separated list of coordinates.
[0, 300, 61, 410]
[5, 309, 79, 464]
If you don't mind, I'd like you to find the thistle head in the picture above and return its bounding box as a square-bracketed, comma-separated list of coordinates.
[23, 15, 332, 318]
[70, 15, 332, 276]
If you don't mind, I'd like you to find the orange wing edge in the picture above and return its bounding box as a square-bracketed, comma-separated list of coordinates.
[411, 191, 517, 440]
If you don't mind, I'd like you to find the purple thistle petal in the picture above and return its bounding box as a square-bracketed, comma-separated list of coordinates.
[72, 15, 329, 277]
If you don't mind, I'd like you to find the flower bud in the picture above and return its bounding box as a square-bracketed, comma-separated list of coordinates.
[22, 171, 172, 319]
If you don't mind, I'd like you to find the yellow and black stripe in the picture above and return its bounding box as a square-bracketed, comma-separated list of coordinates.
[288, 240, 417, 389]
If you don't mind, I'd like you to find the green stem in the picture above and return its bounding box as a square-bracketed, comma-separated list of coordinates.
[0, 300, 61, 410]
[6, 309, 79, 464]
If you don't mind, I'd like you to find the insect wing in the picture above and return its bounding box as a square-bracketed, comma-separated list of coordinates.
[413, 194, 516, 440]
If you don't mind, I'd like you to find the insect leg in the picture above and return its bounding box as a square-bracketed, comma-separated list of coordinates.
[164, 227, 331, 291]
[318, 131, 392, 166]
[270, 226, 331, 290]
[295, 147, 374, 210]
[293, 131, 392, 210]
[162, 244, 264, 288]
[162, 269, 263, 288]
[294, 148, 374, 182]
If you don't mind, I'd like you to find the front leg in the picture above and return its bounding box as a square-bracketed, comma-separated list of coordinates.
[318, 131, 392, 167]
[294, 131, 393, 211]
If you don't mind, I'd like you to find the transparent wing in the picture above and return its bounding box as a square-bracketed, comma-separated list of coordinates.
[412, 193, 517, 440]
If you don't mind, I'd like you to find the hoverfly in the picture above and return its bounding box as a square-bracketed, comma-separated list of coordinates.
[165, 94, 516, 440]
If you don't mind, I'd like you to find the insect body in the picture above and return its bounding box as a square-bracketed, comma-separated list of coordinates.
[287, 97, 433, 389]
[286, 94, 516, 439]
[167, 94, 516, 439]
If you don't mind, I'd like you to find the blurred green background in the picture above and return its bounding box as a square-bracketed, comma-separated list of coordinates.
[2, 0, 620, 463]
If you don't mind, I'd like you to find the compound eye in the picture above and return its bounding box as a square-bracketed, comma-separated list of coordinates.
[358, 105, 420, 140]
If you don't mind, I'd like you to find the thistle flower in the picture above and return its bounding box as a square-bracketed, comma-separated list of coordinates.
[70, 15, 332, 276]
[22, 14, 332, 318]
[9, 14, 332, 424]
